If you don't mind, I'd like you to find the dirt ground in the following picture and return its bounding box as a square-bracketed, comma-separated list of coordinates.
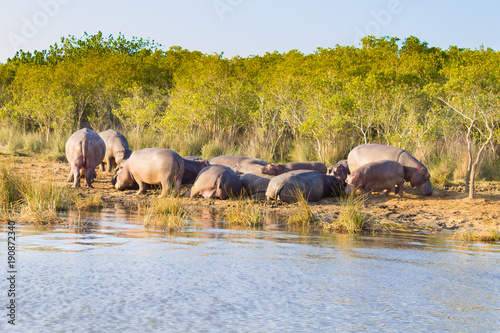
[2, 152, 499, 234]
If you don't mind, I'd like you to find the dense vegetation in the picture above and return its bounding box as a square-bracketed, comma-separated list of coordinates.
[0, 32, 499, 198]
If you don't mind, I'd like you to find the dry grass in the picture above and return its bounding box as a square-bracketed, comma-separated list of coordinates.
[324, 194, 369, 234]
[287, 189, 318, 227]
[452, 228, 500, 243]
[144, 196, 190, 231]
[223, 199, 265, 227]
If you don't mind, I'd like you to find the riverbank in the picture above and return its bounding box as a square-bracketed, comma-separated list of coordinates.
[1, 152, 499, 237]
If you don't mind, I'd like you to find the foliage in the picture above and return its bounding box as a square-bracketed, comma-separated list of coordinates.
[1, 33, 500, 185]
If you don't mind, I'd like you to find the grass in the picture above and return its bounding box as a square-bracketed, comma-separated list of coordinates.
[452, 228, 500, 243]
[0, 165, 73, 223]
[324, 194, 369, 234]
[286, 188, 318, 227]
[223, 199, 265, 227]
[73, 194, 104, 211]
[0, 164, 77, 224]
[144, 196, 190, 231]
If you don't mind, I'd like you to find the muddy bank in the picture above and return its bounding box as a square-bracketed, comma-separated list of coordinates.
[2, 153, 500, 234]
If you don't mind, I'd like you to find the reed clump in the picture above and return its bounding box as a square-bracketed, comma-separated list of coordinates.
[287, 189, 318, 227]
[73, 194, 104, 211]
[223, 200, 265, 227]
[0, 164, 73, 224]
[452, 228, 500, 243]
[144, 196, 190, 231]
[325, 194, 369, 234]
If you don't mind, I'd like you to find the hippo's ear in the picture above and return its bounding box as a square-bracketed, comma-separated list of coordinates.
[416, 166, 429, 175]
[425, 173, 430, 179]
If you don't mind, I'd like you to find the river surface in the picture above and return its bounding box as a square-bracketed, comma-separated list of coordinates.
[1, 206, 499, 332]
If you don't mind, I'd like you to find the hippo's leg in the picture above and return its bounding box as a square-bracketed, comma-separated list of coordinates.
[67, 169, 74, 183]
[85, 169, 94, 188]
[100, 161, 106, 172]
[106, 157, 115, 173]
[71, 166, 81, 188]
[159, 178, 175, 198]
[396, 182, 404, 198]
[136, 181, 147, 195]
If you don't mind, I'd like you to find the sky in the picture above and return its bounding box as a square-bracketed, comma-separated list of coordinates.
[1, 0, 499, 63]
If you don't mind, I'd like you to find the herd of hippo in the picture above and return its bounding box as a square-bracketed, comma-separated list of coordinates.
[65, 128, 433, 203]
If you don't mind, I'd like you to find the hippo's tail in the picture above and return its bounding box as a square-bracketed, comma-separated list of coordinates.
[82, 139, 88, 165]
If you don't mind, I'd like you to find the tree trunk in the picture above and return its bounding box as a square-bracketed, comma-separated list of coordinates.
[464, 123, 474, 193]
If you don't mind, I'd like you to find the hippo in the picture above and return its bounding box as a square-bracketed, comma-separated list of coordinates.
[266, 170, 343, 203]
[240, 173, 274, 200]
[189, 165, 242, 199]
[346, 160, 405, 197]
[98, 129, 132, 173]
[208, 155, 268, 175]
[327, 159, 350, 183]
[347, 144, 433, 196]
[184, 156, 210, 162]
[65, 128, 106, 188]
[260, 161, 327, 176]
[114, 148, 184, 197]
[182, 158, 210, 185]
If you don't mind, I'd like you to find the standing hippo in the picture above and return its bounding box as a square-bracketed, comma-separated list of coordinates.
[208, 155, 268, 175]
[65, 128, 106, 188]
[327, 159, 350, 183]
[260, 161, 327, 176]
[189, 165, 242, 199]
[266, 170, 343, 203]
[114, 148, 184, 197]
[182, 158, 210, 185]
[347, 144, 433, 196]
[98, 129, 132, 172]
[346, 160, 405, 197]
[240, 173, 274, 200]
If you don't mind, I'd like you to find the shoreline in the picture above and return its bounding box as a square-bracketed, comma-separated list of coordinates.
[1, 153, 499, 239]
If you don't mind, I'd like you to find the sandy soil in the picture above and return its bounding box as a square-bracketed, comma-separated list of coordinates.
[2, 152, 499, 234]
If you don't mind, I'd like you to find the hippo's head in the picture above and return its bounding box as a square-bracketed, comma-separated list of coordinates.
[409, 166, 433, 196]
[114, 165, 135, 191]
[260, 163, 281, 176]
[345, 172, 362, 194]
[328, 164, 349, 183]
[115, 149, 132, 165]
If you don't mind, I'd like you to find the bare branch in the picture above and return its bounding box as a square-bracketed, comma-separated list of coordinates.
[436, 96, 473, 122]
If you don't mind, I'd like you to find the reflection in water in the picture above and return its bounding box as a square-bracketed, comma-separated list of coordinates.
[0, 206, 498, 332]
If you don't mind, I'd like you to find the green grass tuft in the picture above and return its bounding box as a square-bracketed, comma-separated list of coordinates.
[144, 196, 189, 231]
[223, 200, 265, 227]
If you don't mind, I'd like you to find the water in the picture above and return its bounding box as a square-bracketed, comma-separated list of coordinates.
[1, 207, 499, 332]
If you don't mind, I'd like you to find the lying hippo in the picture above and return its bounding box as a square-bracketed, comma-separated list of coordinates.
[182, 158, 210, 185]
[114, 148, 184, 197]
[346, 160, 404, 197]
[260, 161, 327, 176]
[240, 173, 274, 200]
[98, 129, 132, 172]
[208, 155, 268, 175]
[327, 159, 350, 183]
[347, 144, 433, 196]
[189, 165, 242, 199]
[65, 128, 106, 188]
[266, 170, 343, 203]
[184, 156, 204, 162]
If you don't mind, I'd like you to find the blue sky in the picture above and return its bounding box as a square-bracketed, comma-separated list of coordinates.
[1, 0, 499, 62]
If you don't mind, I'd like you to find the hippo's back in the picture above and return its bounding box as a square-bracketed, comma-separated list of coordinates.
[266, 170, 324, 203]
[347, 144, 405, 172]
[66, 128, 105, 161]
